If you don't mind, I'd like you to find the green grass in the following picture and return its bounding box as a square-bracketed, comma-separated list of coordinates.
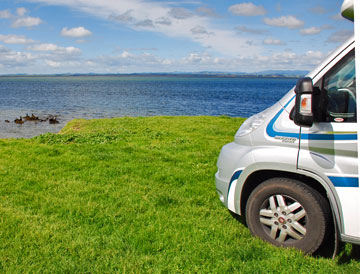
[0, 116, 359, 273]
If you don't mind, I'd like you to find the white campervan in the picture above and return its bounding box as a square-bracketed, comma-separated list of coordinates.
[215, 0, 357, 256]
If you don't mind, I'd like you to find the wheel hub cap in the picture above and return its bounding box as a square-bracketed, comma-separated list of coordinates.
[278, 217, 286, 224]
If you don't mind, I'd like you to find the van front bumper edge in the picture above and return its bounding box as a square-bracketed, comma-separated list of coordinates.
[215, 142, 254, 211]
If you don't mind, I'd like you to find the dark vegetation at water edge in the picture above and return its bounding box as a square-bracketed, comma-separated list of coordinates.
[0, 116, 358, 273]
[5, 113, 60, 125]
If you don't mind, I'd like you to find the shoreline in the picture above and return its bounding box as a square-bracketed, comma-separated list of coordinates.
[0, 73, 304, 79]
[0, 114, 241, 139]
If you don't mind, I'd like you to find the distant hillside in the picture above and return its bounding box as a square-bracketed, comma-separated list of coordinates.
[255, 70, 309, 77]
[0, 70, 309, 78]
[194, 70, 308, 78]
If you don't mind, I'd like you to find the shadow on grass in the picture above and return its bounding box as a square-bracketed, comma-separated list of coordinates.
[337, 244, 360, 264]
[229, 210, 247, 226]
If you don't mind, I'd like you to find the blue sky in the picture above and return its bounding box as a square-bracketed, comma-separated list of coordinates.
[0, 0, 354, 74]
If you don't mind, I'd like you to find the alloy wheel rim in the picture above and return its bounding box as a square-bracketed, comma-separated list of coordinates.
[259, 194, 307, 243]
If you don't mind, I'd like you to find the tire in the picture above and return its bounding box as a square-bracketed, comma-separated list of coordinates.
[245, 178, 330, 254]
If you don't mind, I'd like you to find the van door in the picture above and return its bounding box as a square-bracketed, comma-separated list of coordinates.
[297, 48, 360, 238]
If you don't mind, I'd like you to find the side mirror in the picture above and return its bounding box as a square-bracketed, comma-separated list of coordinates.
[294, 77, 314, 127]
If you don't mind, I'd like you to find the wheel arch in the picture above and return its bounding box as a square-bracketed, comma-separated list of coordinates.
[239, 170, 339, 227]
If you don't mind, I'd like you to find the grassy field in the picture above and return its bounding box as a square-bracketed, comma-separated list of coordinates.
[0, 116, 359, 273]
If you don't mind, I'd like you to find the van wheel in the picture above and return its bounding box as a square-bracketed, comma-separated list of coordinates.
[245, 178, 330, 254]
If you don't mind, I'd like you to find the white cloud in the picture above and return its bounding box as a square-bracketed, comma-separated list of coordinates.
[168, 7, 193, 19]
[0, 45, 326, 74]
[263, 38, 285, 45]
[300, 27, 321, 35]
[196, 6, 219, 18]
[7, 1, 337, 74]
[191, 25, 212, 35]
[263, 15, 304, 29]
[326, 30, 353, 43]
[120, 51, 133, 58]
[89, 50, 173, 72]
[235, 25, 268, 35]
[0, 34, 35, 44]
[262, 50, 325, 69]
[135, 19, 154, 28]
[109, 10, 134, 23]
[155, 17, 171, 25]
[114, 46, 158, 52]
[0, 45, 10, 53]
[182, 52, 212, 64]
[61, 26, 92, 38]
[0, 42, 84, 72]
[16, 7, 28, 16]
[12, 16, 43, 28]
[0, 46, 35, 68]
[176, 48, 325, 72]
[229, 3, 266, 16]
[27, 43, 82, 55]
[304, 50, 324, 60]
[28, 43, 59, 51]
[0, 9, 12, 19]
[271, 51, 297, 63]
[24, 0, 261, 57]
[45, 60, 61, 67]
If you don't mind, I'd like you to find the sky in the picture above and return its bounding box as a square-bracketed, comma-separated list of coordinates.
[0, 0, 354, 74]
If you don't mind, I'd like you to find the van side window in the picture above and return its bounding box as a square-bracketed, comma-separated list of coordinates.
[319, 49, 356, 123]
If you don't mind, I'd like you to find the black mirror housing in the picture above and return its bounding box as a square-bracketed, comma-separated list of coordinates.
[294, 77, 314, 127]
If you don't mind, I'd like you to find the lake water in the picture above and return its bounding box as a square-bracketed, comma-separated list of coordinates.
[0, 76, 297, 138]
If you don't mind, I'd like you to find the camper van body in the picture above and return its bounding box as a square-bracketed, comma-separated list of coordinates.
[215, 0, 358, 254]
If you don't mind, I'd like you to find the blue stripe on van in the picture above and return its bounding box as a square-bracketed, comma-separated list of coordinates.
[329, 176, 359, 187]
[227, 170, 242, 196]
[266, 97, 358, 141]
[266, 106, 299, 139]
[301, 132, 358, 140]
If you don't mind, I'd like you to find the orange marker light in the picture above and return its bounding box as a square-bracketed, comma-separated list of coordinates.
[300, 95, 312, 115]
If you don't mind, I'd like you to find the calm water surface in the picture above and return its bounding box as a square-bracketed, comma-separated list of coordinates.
[0, 76, 297, 138]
